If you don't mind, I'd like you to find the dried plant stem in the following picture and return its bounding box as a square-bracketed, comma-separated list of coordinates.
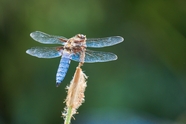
[63, 63, 87, 124]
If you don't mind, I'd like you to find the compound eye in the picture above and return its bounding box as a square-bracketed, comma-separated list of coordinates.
[81, 35, 85, 39]
[78, 34, 86, 39]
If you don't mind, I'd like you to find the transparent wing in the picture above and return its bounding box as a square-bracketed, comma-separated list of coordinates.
[71, 49, 117, 63]
[86, 36, 124, 48]
[26, 46, 62, 58]
[30, 31, 68, 45]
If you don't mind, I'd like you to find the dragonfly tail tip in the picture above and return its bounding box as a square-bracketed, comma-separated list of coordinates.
[56, 83, 61, 87]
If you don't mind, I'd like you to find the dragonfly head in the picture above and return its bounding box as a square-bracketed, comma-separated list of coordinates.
[65, 34, 87, 52]
[76, 34, 86, 40]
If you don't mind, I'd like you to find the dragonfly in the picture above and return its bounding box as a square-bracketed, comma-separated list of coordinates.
[26, 31, 124, 87]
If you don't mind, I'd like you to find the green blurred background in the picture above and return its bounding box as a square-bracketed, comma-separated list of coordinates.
[1, 0, 186, 124]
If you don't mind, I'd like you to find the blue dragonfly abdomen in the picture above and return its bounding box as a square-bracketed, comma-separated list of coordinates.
[56, 51, 71, 87]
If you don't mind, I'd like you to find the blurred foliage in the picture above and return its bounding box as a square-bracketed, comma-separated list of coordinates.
[0, 0, 186, 124]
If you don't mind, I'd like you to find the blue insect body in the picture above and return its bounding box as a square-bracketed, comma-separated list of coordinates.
[26, 31, 124, 87]
[56, 51, 71, 87]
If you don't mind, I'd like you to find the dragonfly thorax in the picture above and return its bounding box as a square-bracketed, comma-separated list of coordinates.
[63, 34, 87, 53]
